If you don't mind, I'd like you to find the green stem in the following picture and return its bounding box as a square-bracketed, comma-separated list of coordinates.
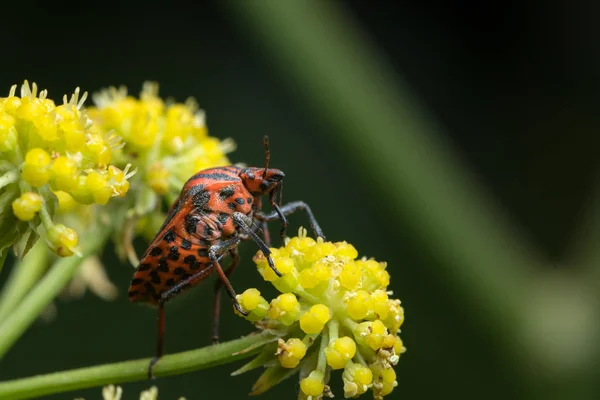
[37, 200, 53, 230]
[0, 225, 110, 359]
[0, 240, 48, 322]
[0, 170, 17, 188]
[0, 170, 17, 189]
[316, 329, 329, 375]
[0, 331, 274, 400]
[327, 319, 339, 343]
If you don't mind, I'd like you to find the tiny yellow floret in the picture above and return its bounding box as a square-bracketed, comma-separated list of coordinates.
[345, 289, 373, 320]
[12, 192, 43, 221]
[325, 336, 357, 370]
[277, 338, 307, 369]
[0, 114, 17, 151]
[50, 156, 78, 191]
[46, 224, 78, 257]
[85, 171, 112, 205]
[300, 371, 325, 397]
[299, 304, 331, 334]
[23, 148, 51, 187]
[268, 293, 301, 326]
[235, 288, 269, 322]
[343, 362, 373, 398]
[53, 190, 77, 214]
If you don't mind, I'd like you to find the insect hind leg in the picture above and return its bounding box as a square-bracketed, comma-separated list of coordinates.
[212, 248, 240, 344]
[146, 247, 234, 379]
[148, 303, 165, 380]
[255, 201, 325, 241]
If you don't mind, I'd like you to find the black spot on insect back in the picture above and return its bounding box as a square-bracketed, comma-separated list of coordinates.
[157, 257, 169, 272]
[227, 202, 237, 211]
[235, 197, 245, 205]
[180, 272, 192, 280]
[163, 230, 176, 243]
[150, 270, 161, 284]
[168, 250, 180, 261]
[174, 267, 186, 275]
[166, 278, 176, 287]
[185, 215, 199, 235]
[150, 247, 162, 257]
[145, 282, 157, 295]
[180, 239, 192, 250]
[138, 263, 151, 271]
[219, 186, 236, 200]
[190, 261, 201, 270]
[203, 224, 214, 237]
[192, 189, 211, 209]
[131, 278, 143, 286]
[247, 197, 253, 204]
[184, 255, 196, 264]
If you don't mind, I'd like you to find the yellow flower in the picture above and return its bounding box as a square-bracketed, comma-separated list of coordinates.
[87, 82, 235, 267]
[0, 80, 134, 257]
[234, 227, 405, 399]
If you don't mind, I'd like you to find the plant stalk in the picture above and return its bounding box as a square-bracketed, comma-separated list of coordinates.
[0, 331, 275, 400]
[0, 225, 110, 359]
[0, 240, 48, 321]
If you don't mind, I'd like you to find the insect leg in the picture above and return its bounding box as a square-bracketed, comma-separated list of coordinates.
[212, 248, 240, 344]
[146, 251, 233, 378]
[148, 303, 165, 380]
[255, 201, 326, 241]
[207, 237, 246, 317]
[232, 212, 282, 277]
[258, 219, 271, 247]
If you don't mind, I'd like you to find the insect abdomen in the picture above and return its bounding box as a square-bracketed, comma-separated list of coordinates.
[128, 234, 213, 305]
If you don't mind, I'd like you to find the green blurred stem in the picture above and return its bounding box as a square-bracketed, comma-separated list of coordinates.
[225, 0, 544, 359]
[0, 331, 274, 400]
[0, 225, 110, 359]
[0, 249, 8, 280]
[0, 170, 17, 190]
[0, 240, 48, 322]
[37, 202, 53, 230]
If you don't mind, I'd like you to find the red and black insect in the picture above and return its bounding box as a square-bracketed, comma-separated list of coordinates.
[128, 137, 324, 378]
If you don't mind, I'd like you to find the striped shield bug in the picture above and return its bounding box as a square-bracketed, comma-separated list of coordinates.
[128, 136, 325, 378]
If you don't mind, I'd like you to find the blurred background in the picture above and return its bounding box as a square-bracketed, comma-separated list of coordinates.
[1, 1, 599, 399]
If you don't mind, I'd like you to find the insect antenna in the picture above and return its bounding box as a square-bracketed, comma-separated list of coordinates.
[263, 135, 270, 174]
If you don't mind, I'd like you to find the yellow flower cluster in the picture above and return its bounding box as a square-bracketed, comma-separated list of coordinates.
[0, 81, 134, 257]
[235, 228, 405, 399]
[86, 82, 235, 257]
[88, 82, 234, 197]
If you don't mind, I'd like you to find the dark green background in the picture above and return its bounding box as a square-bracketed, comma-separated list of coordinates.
[1, 1, 598, 399]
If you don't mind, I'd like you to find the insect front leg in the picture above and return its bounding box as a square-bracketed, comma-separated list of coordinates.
[212, 248, 240, 344]
[255, 201, 326, 242]
[232, 212, 282, 277]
